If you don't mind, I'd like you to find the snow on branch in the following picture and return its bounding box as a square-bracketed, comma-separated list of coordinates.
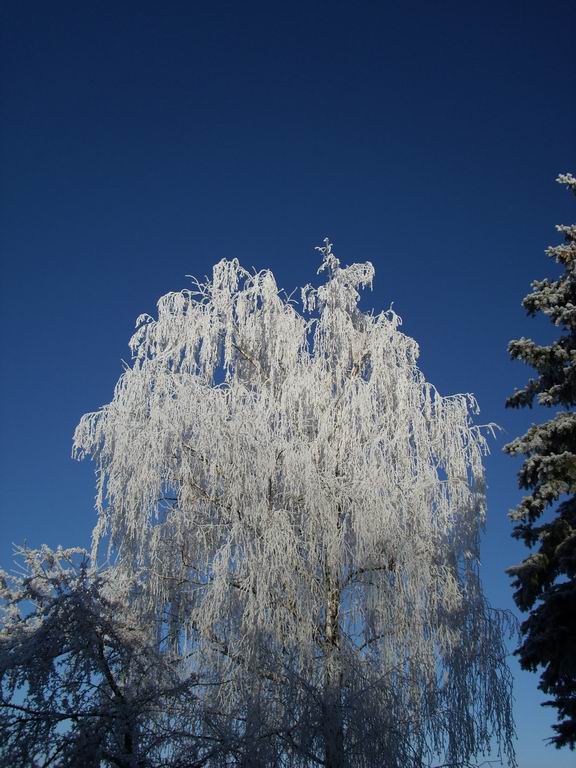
[72, 241, 515, 767]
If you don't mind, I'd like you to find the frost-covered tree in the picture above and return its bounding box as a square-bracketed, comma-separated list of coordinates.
[506, 173, 576, 750]
[0, 546, 224, 768]
[73, 240, 515, 767]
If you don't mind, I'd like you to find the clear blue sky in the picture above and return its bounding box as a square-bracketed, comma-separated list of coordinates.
[1, 2, 575, 765]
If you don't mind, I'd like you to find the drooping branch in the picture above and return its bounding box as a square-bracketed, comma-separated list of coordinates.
[69, 244, 515, 767]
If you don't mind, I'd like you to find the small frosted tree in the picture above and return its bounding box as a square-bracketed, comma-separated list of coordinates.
[0, 547, 211, 768]
[74, 240, 515, 767]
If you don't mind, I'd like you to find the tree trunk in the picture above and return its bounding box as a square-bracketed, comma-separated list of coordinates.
[323, 572, 344, 768]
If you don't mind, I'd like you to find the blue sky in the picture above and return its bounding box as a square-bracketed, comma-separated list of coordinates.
[1, 2, 575, 765]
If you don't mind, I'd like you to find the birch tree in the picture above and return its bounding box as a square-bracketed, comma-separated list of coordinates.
[73, 240, 515, 767]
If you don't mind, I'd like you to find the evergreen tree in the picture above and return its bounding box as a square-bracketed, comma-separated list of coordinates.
[506, 173, 576, 749]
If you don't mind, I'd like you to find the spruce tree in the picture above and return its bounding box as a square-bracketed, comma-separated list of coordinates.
[506, 173, 576, 749]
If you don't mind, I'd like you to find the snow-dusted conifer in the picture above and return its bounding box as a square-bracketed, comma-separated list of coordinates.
[506, 173, 576, 750]
[74, 240, 515, 767]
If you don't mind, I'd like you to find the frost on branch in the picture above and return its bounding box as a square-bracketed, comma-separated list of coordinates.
[505, 174, 576, 750]
[74, 241, 515, 767]
[0, 547, 215, 768]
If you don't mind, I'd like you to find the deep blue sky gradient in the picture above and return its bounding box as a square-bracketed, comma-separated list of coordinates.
[1, 2, 575, 765]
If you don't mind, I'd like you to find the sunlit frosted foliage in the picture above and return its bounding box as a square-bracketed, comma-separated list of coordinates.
[74, 241, 515, 767]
